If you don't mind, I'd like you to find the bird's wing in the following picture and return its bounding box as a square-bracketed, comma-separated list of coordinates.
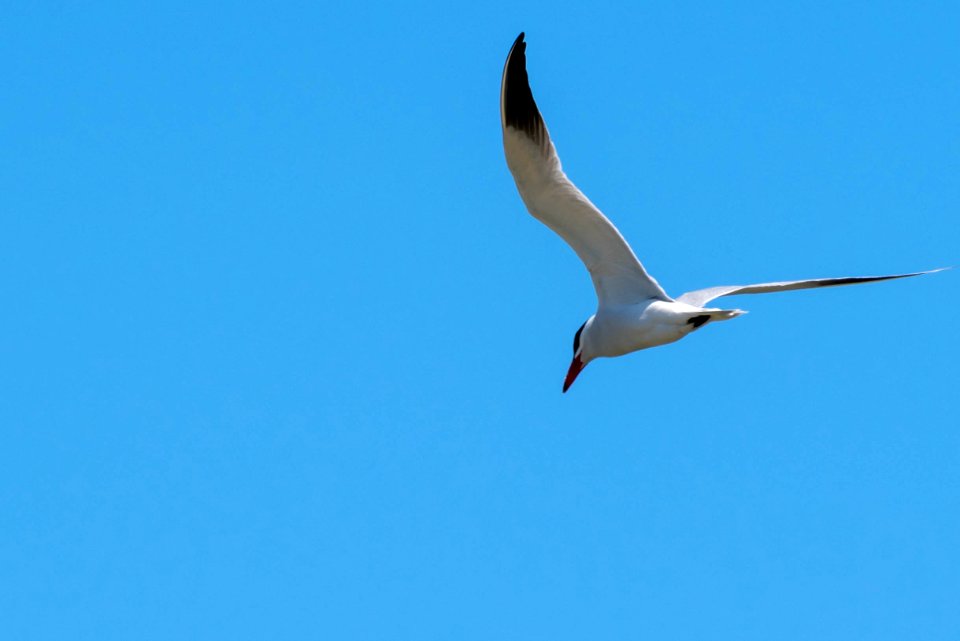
[676, 268, 946, 308]
[500, 33, 670, 306]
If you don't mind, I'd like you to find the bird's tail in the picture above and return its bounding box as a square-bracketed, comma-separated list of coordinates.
[685, 308, 746, 329]
[706, 308, 746, 321]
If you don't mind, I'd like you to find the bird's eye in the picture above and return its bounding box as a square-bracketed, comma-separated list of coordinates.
[573, 321, 586, 354]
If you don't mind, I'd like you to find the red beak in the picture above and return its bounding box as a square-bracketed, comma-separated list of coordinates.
[563, 354, 586, 393]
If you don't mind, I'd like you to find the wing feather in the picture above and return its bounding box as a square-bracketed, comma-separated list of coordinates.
[500, 33, 669, 306]
[676, 269, 946, 308]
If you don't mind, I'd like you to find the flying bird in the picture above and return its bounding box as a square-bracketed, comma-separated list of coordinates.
[500, 32, 943, 393]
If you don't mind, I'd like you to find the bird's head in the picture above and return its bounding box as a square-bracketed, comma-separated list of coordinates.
[563, 317, 595, 393]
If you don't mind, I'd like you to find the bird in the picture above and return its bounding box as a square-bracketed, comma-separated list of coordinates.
[500, 32, 944, 393]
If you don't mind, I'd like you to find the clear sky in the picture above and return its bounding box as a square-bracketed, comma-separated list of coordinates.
[1, 2, 957, 639]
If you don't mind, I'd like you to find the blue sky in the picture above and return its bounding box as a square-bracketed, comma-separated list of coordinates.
[1, 2, 957, 639]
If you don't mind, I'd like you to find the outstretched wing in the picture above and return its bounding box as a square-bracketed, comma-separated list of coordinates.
[500, 33, 669, 306]
[676, 269, 946, 308]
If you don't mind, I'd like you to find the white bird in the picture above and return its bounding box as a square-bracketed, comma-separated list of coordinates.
[500, 33, 943, 393]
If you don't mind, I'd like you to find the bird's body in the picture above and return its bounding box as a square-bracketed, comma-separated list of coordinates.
[500, 33, 943, 392]
[584, 301, 743, 359]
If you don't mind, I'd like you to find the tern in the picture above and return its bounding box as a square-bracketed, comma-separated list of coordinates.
[500, 33, 943, 393]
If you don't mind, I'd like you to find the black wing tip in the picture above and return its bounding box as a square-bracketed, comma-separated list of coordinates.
[812, 271, 937, 288]
[502, 32, 546, 144]
[506, 33, 526, 69]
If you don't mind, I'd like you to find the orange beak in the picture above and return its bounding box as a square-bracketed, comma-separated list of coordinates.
[563, 354, 586, 393]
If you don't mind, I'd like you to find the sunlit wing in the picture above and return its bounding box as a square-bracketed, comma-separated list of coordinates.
[676, 269, 946, 308]
[500, 32, 669, 306]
